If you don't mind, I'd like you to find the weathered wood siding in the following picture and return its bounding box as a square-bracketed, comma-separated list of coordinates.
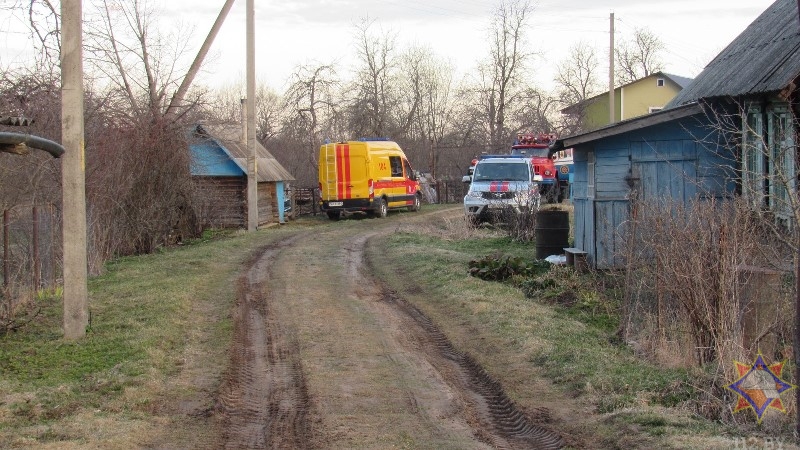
[572, 116, 737, 268]
[193, 176, 246, 228]
[257, 182, 279, 226]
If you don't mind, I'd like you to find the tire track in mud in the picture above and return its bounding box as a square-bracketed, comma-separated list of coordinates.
[358, 232, 565, 450]
[215, 208, 565, 449]
[215, 234, 312, 449]
[378, 288, 564, 449]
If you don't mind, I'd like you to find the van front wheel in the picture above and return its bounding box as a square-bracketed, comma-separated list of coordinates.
[408, 194, 421, 212]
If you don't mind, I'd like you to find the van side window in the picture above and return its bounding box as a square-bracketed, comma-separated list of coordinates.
[389, 156, 403, 177]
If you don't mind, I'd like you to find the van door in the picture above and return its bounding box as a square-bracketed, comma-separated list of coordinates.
[402, 158, 418, 203]
[320, 142, 368, 201]
[388, 155, 405, 207]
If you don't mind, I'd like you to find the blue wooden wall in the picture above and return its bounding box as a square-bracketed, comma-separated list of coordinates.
[572, 115, 737, 268]
[190, 140, 244, 176]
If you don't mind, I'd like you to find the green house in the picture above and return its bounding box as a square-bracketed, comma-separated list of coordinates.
[562, 72, 693, 131]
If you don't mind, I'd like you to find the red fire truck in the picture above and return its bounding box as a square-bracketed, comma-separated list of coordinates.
[463, 132, 568, 203]
[510, 132, 563, 202]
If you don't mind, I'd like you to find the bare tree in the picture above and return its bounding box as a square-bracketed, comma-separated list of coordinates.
[284, 63, 339, 146]
[511, 87, 557, 136]
[347, 18, 398, 138]
[255, 84, 285, 144]
[615, 27, 665, 85]
[75, 0, 207, 263]
[83, 0, 206, 122]
[394, 46, 456, 175]
[554, 41, 602, 135]
[482, 0, 533, 152]
[3, 0, 61, 72]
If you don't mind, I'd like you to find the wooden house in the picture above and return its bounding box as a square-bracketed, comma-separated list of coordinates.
[552, 0, 800, 269]
[562, 72, 693, 132]
[189, 124, 295, 228]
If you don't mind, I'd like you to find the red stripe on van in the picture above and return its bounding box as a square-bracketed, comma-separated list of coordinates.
[343, 143, 351, 198]
[335, 144, 350, 199]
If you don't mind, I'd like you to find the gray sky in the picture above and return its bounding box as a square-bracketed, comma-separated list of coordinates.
[164, 0, 773, 91]
[0, 0, 776, 92]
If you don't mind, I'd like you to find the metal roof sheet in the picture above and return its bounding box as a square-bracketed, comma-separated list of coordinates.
[668, 0, 800, 107]
[191, 124, 295, 182]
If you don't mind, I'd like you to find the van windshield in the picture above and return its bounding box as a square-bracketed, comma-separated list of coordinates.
[473, 163, 529, 182]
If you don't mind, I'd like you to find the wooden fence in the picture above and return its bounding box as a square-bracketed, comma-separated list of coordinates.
[286, 180, 468, 218]
[1, 204, 60, 320]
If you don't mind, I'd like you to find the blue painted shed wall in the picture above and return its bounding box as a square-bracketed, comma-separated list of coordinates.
[190, 141, 243, 176]
[572, 115, 737, 268]
[277, 181, 286, 223]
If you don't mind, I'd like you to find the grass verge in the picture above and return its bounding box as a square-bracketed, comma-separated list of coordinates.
[0, 222, 318, 448]
[366, 216, 754, 449]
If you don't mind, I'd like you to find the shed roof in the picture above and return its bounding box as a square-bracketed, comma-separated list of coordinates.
[667, 0, 800, 107]
[190, 124, 294, 182]
[553, 102, 704, 151]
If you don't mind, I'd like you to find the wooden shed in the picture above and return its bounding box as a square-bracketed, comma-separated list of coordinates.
[552, 105, 737, 269]
[552, 0, 800, 269]
[189, 124, 295, 228]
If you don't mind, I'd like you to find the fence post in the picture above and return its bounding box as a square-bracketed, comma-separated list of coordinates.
[3, 210, 8, 289]
[33, 206, 40, 289]
[312, 189, 318, 215]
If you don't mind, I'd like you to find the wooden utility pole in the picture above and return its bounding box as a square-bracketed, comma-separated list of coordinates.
[61, 0, 88, 340]
[246, 0, 258, 231]
[609, 12, 615, 124]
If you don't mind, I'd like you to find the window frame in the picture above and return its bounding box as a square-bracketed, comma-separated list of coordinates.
[389, 156, 403, 177]
[742, 104, 765, 208]
[767, 105, 796, 220]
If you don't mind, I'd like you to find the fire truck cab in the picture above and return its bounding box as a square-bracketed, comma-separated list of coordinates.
[510, 132, 563, 203]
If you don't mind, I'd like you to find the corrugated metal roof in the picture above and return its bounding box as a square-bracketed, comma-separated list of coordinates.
[668, 0, 800, 107]
[191, 124, 295, 182]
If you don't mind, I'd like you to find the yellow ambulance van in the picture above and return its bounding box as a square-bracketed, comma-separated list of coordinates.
[318, 139, 422, 220]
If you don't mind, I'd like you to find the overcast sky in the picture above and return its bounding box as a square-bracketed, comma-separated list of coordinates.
[0, 0, 776, 93]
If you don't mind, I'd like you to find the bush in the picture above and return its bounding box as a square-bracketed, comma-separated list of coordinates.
[468, 254, 550, 281]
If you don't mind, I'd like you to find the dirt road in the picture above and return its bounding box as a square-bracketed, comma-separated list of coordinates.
[214, 209, 564, 449]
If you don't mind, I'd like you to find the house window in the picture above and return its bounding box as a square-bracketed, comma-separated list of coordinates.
[742, 102, 797, 221]
[767, 106, 796, 220]
[742, 105, 765, 208]
[656, 78, 665, 87]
